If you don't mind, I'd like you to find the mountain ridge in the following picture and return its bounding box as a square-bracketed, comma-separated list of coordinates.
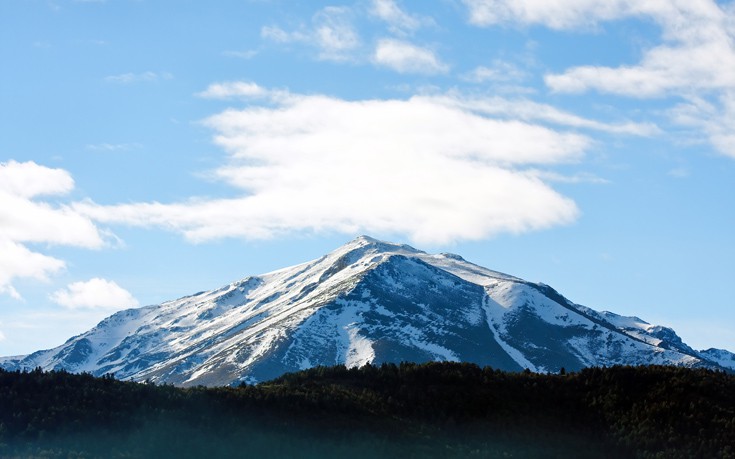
[2, 235, 733, 386]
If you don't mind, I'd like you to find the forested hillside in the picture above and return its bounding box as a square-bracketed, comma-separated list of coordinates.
[1, 363, 733, 458]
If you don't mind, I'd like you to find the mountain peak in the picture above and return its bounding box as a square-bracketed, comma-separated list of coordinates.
[3, 237, 731, 386]
[343, 235, 423, 255]
[352, 235, 379, 244]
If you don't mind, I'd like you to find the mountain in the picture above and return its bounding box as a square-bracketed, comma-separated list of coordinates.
[2, 236, 732, 386]
[699, 348, 735, 369]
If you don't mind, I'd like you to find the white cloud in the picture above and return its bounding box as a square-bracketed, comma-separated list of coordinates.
[51, 278, 138, 309]
[260, 26, 298, 43]
[463, 0, 734, 95]
[463, 0, 735, 158]
[545, 12, 735, 158]
[312, 7, 360, 59]
[197, 81, 271, 100]
[0, 190, 102, 248]
[197, 81, 295, 106]
[86, 143, 142, 152]
[462, 60, 527, 83]
[370, 0, 432, 35]
[432, 93, 660, 136]
[545, 41, 735, 97]
[373, 39, 448, 74]
[668, 92, 735, 159]
[196, 84, 653, 138]
[75, 87, 595, 245]
[462, 0, 721, 31]
[0, 159, 74, 198]
[0, 161, 102, 248]
[528, 170, 611, 184]
[261, 7, 360, 61]
[105, 71, 173, 84]
[0, 241, 66, 300]
[0, 161, 105, 299]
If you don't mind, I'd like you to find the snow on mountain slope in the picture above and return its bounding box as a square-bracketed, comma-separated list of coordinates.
[699, 348, 735, 370]
[1, 236, 730, 386]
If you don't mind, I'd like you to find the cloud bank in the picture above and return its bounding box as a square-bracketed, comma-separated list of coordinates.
[75, 84, 611, 245]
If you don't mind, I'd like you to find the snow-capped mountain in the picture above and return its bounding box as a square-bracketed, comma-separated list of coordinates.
[2, 236, 732, 386]
[699, 348, 735, 370]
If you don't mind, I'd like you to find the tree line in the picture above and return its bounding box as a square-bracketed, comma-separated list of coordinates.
[0, 363, 733, 458]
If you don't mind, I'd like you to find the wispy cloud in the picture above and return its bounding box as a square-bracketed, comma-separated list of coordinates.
[86, 142, 142, 152]
[370, 0, 433, 35]
[51, 278, 138, 309]
[667, 167, 690, 178]
[432, 93, 660, 136]
[197, 81, 296, 104]
[464, 0, 735, 159]
[222, 49, 258, 59]
[373, 39, 448, 74]
[197, 81, 270, 99]
[260, 26, 297, 43]
[528, 170, 611, 184]
[462, 60, 528, 83]
[667, 92, 735, 159]
[261, 6, 360, 61]
[105, 71, 173, 84]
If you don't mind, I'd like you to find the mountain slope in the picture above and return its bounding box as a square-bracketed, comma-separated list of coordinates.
[1, 236, 730, 386]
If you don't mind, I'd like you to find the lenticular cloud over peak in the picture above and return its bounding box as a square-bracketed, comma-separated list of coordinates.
[77, 86, 589, 245]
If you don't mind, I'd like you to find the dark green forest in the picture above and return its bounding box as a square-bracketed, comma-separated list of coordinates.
[1, 363, 733, 458]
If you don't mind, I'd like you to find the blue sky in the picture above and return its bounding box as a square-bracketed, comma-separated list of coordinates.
[1, 0, 734, 356]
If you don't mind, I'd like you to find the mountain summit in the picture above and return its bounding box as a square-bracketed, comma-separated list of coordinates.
[2, 236, 733, 386]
